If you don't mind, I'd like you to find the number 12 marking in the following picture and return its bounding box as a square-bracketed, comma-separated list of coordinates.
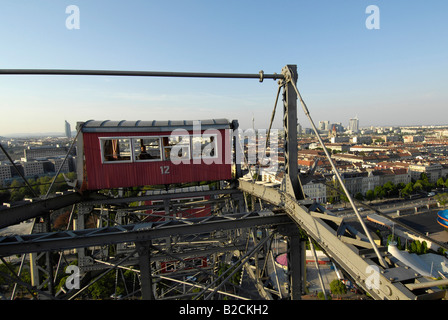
[160, 166, 170, 174]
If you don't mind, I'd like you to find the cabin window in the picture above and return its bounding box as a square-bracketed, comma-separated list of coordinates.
[99, 134, 216, 164]
[175, 197, 206, 210]
[133, 137, 161, 161]
[101, 138, 131, 162]
[164, 262, 176, 272]
[150, 200, 165, 213]
[192, 134, 218, 159]
[192, 258, 205, 267]
[162, 136, 190, 161]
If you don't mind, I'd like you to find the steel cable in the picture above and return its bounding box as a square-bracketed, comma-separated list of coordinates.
[286, 67, 388, 269]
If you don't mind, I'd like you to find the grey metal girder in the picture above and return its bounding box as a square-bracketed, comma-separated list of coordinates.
[0, 211, 292, 257]
[238, 178, 422, 300]
[0, 192, 84, 229]
[0, 188, 242, 230]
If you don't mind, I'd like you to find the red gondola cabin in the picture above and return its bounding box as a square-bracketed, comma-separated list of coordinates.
[76, 119, 237, 190]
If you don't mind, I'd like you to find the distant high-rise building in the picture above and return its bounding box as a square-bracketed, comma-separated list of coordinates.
[65, 120, 71, 139]
[330, 122, 344, 133]
[319, 120, 330, 131]
[297, 123, 302, 136]
[349, 117, 359, 133]
[330, 124, 337, 137]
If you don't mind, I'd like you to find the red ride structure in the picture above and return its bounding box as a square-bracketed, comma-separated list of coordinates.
[75, 119, 237, 191]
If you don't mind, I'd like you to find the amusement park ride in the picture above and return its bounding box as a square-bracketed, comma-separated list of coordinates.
[0, 65, 447, 301]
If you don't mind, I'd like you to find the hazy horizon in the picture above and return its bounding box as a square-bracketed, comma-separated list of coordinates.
[2, 122, 448, 139]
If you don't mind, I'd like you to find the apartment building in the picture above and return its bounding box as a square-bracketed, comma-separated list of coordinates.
[403, 135, 425, 143]
[48, 156, 72, 173]
[408, 163, 447, 183]
[22, 160, 45, 177]
[337, 168, 411, 197]
[302, 178, 327, 203]
[0, 163, 12, 186]
[24, 146, 71, 161]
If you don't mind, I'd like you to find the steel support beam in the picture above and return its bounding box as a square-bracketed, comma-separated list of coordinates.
[0, 192, 84, 229]
[278, 223, 306, 300]
[29, 217, 55, 299]
[136, 241, 155, 300]
[288, 234, 305, 300]
[0, 211, 292, 257]
[83, 188, 242, 205]
[0, 188, 242, 230]
[281, 65, 305, 200]
[238, 179, 421, 300]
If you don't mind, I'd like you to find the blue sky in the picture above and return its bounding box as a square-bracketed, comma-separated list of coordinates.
[0, 1, 447, 135]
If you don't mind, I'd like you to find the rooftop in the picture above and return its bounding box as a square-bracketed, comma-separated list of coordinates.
[78, 119, 234, 133]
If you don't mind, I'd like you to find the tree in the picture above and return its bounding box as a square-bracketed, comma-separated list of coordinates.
[330, 279, 347, 296]
[418, 173, 434, 191]
[401, 182, 414, 198]
[0, 261, 32, 298]
[317, 291, 330, 300]
[413, 181, 423, 191]
[53, 210, 72, 230]
[365, 190, 375, 202]
[397, 182, 406, 190]
[340, 192, 349, 206]
[422, 241, 428, 254]
[0, 190, 11, 203]
[437, 177, 446, 188]
[354, 192, 364, 201]
[410, 241, 417, 254]
[387, 234, 394, 245]
[9, 180, 25, 202]
[396, 237, 402, 250]
[374, 185, 386, 199]
[408, 240, 428, 255]
[217, 263, 242, 287]
[437, 247, 446, 256]
[383, 181, 398, 197]
[87, 269, 135, 299]
[434, 193, 448, 206]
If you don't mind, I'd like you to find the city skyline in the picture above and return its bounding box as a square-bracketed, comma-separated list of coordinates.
[3, 115, 448, 138]
[0, 1, 447, 136]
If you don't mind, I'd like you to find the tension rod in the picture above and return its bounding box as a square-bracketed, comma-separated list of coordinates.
[0, 69, 283, 81]
[285, 67, 389, 269]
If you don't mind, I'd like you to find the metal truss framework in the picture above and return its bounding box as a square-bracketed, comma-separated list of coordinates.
[0, 189, 296, 300]
[0, 210, 291, 257]
[0, 65, 447, 301]
[0, 188, 243, 230]
[238, 179, 448, 300]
